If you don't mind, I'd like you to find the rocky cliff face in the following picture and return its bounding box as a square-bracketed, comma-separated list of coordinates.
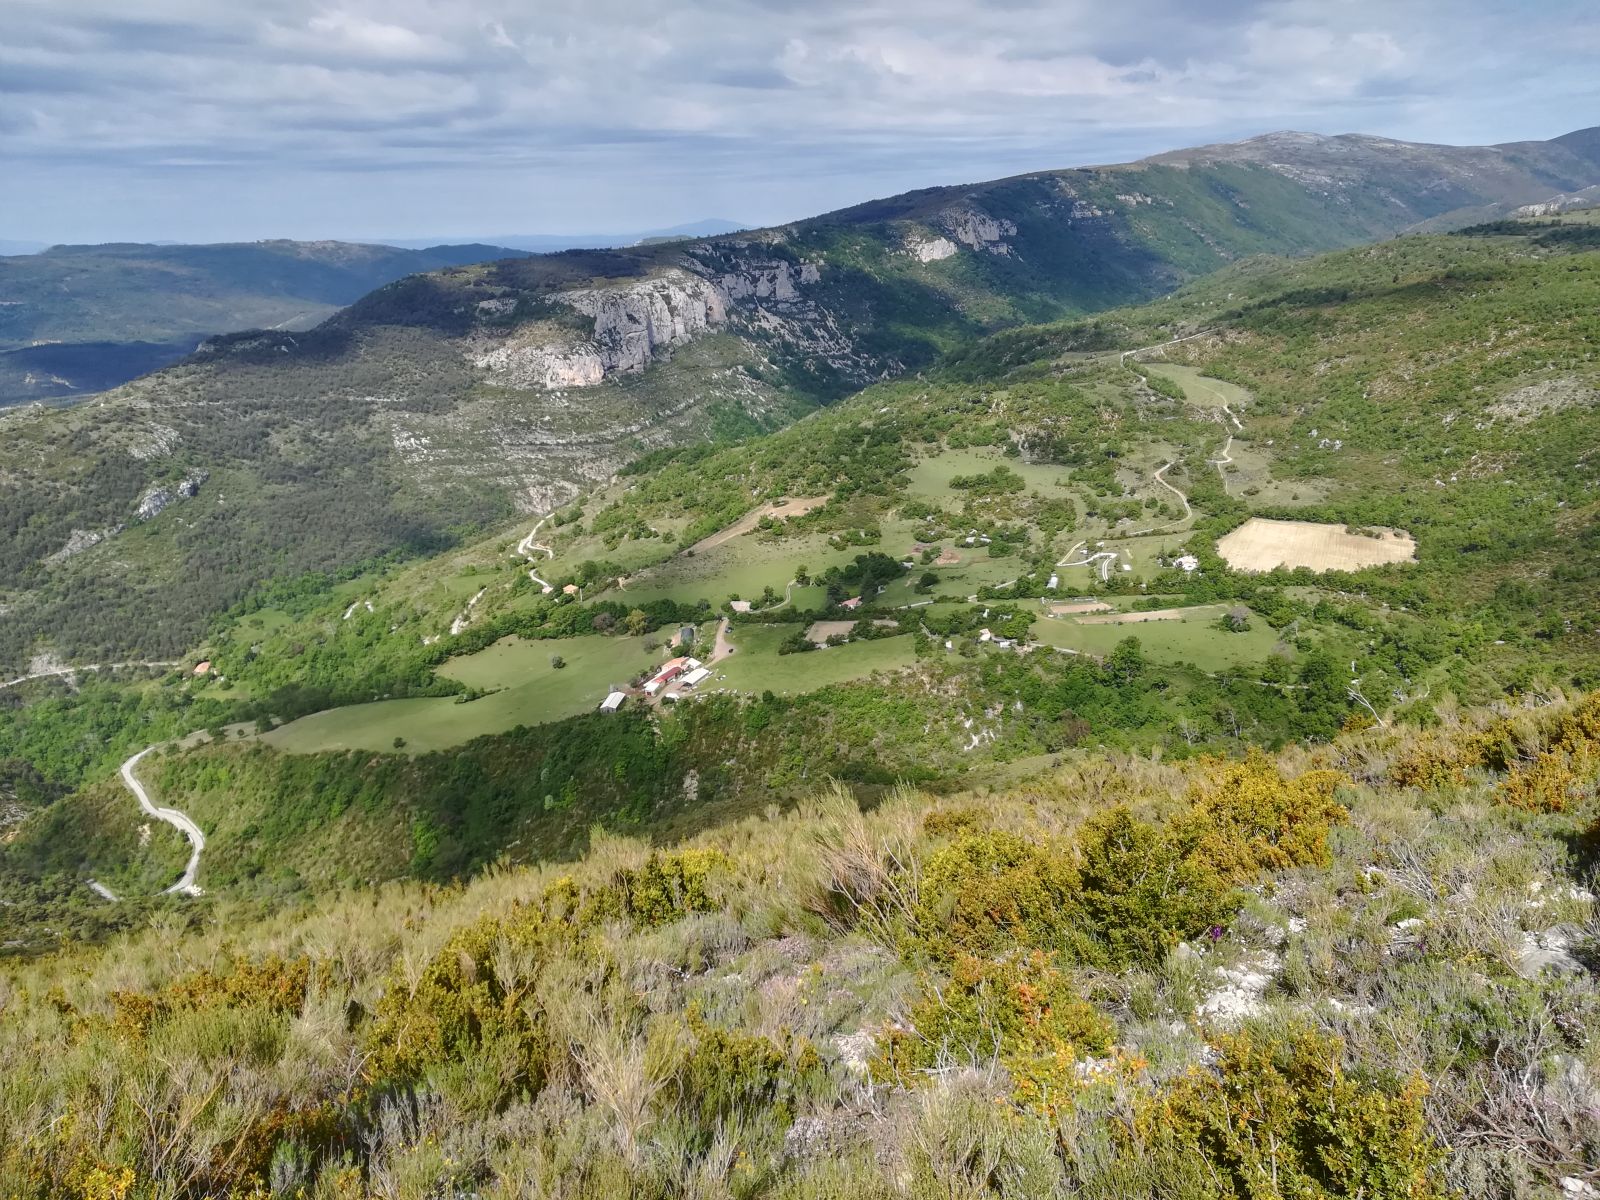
[468, 260, 823, 392]
[939, 206, 1017, 254]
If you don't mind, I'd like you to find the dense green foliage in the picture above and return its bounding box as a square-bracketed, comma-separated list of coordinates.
[3, 699, 1597, 1197]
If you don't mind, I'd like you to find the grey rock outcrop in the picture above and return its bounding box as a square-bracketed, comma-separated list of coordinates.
[46, 525, 124, 565]
[469, 260, 825, 391]
[134, 471, 208, 521]
[939, 206, 1017, 254]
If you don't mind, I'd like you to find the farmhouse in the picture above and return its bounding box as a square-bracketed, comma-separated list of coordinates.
[644, 656, 703, 696]
[644, 657, 689, 695]
[840, 596, 863, 610]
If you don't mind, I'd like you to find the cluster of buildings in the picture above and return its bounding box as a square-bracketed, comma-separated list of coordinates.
[601, 653, 716, 713]
[645, 655, 711, 697]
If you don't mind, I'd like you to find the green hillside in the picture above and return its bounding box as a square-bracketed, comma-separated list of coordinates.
[2, 696, 1597, 1198]
[4, 129, 1598, 677]
[4, 210, 1599, 937]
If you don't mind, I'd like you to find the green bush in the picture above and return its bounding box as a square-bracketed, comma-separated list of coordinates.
[911, 830, 1087, 963]
[1136, 1026, 1448, 1199]
[876, 951, 1114, 1115]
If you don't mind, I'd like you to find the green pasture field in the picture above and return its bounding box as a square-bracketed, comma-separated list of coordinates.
[710, 624, 918, 695]
[1150, 364, 1252, 410]
[262, 633, 653, 754]
[1029, 605, 1284, 672]
[904, 448, 1074, 505]
[611, 519, 926, 608]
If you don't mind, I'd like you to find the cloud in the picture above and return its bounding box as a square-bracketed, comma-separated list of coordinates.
[1, 0, 1596, 241]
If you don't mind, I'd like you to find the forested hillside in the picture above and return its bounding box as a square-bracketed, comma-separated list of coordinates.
[4, 209, 1598, 944]
[3, 128, 1598, 676]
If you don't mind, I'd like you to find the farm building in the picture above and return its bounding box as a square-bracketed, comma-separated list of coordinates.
[644, 656, 705, 696]
[840, 596, 863, 610]
[678, 666, 711, 689]
[598, 691, 626, 713]
[644, 657, 690, 695]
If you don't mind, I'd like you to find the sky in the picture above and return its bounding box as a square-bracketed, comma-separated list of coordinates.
[4, 0, 1598, 245]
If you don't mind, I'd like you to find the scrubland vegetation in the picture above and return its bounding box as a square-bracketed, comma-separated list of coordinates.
[3, 693, 1597, 1198]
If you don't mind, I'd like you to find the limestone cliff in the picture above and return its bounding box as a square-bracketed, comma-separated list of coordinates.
[468, 260, 823, 392]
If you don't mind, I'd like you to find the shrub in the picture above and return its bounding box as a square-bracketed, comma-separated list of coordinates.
[1073, 808, 1234, 968]
[910, 830, 1086, 963]
[1174, 752, 1348, 881]
[110, 954, 312, 1040]
[364, 905, 554, 1099]
[1136, 1026, 1448, 1199]
[875, 951, 1115, 1115]
[577, 848, 731, 929]
[670, 1011, 819, 1133]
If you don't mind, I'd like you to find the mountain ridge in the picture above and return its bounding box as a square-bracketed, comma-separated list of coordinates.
[4, 124, 1600, 676]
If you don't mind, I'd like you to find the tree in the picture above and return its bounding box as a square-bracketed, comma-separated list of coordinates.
[550, 655, 566, 670]
[592, 612, 616, 633]
[1107, 636, 1145, 684]
[794, 564, 810, 586]
[625, 608, 649, 637]
[393, 736, 407, 750]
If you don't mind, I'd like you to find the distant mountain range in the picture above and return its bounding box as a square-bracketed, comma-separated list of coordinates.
[4, 123, 1600, 670]
[0, 240, 535, 406]
[375, 219, 751, 252]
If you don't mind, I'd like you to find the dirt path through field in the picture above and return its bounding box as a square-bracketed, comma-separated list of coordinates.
[685, 496, 830, 556]
[710, 617, 736, 664]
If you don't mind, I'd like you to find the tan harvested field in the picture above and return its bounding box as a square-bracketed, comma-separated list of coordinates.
[686, 495, 830, 555]
[1217, 518, 1415, 573]
[1050, 601, 1113, 616]
[1075, 604, 1224, 625]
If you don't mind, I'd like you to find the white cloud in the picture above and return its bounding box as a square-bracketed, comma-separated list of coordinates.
[0, 0, 1595, 241]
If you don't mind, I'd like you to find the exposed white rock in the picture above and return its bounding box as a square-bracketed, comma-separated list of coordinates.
[906, 236, 959, 262]
[134, 472, 207, 521]
[46, 526, 124, 565]
[1198, 951, 1280, 1025]
[469, 262, 824, 391]
[1515, 928, 1584, 978]
[832, 1030, 876, 1076]
[939, 207, 1017, 255]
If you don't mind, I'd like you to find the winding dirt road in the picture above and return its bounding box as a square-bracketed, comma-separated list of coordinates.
[0, 660, 180, 692]
[516, 515, 555, 592]
[119, 747, 206, 897]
